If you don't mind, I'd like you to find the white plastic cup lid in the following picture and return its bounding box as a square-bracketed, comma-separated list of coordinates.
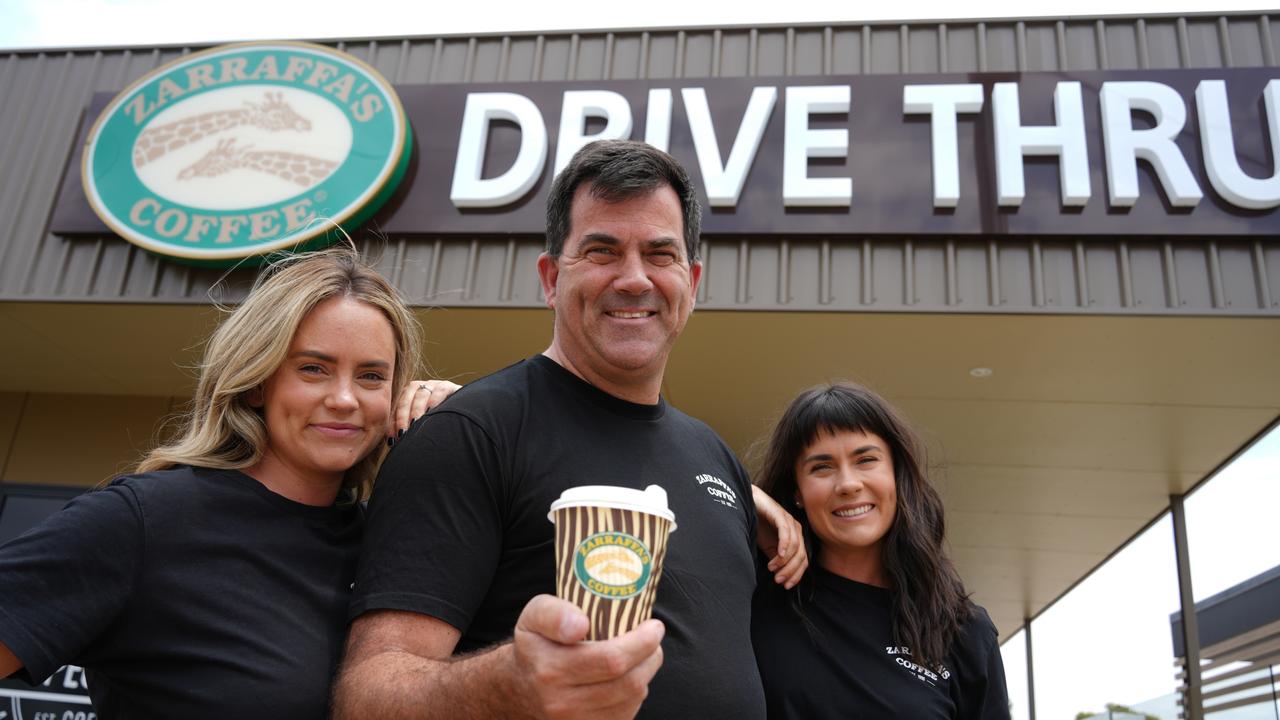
[548, 484, 677, 530]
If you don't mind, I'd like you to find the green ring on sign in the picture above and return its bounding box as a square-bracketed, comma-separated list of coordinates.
[81, 41, 412, 266]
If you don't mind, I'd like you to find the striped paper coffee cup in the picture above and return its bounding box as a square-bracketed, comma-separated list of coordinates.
[548, 485, 677, 641]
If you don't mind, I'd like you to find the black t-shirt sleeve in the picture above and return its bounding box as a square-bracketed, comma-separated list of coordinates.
[350, 409, 506, 632]
[696, 423, 757, 556]
[950, 608, 1012, 720]
[0, 481, 142, 684]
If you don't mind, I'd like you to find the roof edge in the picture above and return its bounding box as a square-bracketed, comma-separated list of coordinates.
[1, 9, 1275, 56]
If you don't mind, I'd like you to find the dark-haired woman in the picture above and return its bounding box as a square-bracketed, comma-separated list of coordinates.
[752, 382, 1010, 719]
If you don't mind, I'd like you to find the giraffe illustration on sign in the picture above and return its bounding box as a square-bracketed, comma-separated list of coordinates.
[178, 138, 339, 189]
[132, 92, 311, 169]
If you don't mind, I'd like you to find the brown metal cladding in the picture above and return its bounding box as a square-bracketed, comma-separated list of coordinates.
[0, 14, 1277, 314]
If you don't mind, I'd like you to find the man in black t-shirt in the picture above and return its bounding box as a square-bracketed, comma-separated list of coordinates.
[334, 141, 768, 720]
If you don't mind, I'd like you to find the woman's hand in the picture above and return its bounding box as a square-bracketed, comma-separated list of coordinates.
[752, 485, 808, 589]
[389, 380, 462, 441]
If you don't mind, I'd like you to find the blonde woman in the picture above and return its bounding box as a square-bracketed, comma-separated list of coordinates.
[0, 248, 445, 718]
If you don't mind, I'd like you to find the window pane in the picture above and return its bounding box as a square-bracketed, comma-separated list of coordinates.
[1182, 423, 1280, 719]
[1030, 515, 1182, 719]
[1200, 663, 1279, 718]
[1185, 423, 1280, 601]
[1000, 628, 1030, 720]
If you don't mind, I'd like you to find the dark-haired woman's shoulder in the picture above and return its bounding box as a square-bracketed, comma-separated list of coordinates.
[947, 603, 1013, 720]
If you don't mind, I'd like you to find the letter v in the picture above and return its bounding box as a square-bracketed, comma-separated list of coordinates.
[682, 87, 777, 207]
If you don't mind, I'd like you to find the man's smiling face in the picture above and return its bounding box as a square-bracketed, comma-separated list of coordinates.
[538, 182, 702, 393]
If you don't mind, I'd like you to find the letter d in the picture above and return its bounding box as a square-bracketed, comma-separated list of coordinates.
[451, 92, 548, 208]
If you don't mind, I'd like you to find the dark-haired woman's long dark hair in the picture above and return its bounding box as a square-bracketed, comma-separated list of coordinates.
[756, 382, 972, 669]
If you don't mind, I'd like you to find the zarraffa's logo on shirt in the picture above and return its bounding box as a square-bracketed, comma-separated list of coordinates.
[695, 473, 738, 509]
[574, 532, 653, 599]
[82, 41, 411, 265]
[885, 646, 952, 686]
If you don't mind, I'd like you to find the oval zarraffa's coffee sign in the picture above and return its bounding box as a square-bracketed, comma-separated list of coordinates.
[83, 41, 411, 265]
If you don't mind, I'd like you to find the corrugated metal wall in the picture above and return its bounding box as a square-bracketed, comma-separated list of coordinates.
[1, 13, 1277, 313]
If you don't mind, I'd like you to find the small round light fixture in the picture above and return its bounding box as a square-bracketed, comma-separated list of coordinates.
[969, 367, 993, 379]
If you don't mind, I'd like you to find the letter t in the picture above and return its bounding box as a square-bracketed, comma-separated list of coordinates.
[902, 84, 985, 208]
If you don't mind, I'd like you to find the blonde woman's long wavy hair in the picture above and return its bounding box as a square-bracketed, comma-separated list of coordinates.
[137, 246, 421, 498]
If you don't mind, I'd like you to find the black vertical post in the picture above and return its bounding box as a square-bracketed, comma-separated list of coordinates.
[1268, 664, 1277, 720]
[1025, 620, 1036, 720]
[1171, 493, 1203, 720]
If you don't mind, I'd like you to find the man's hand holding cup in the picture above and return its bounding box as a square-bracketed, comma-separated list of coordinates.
[511, 595, 664, 720]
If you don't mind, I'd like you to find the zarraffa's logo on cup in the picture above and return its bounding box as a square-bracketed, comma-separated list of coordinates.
[573, 531, 654, 599]
[82, 41, 411, 265]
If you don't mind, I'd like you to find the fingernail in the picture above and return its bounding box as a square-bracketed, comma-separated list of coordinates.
[386, 436, 394, 448]
[397, 429, 405, 439]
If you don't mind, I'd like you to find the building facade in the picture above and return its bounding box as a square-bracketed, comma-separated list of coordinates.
[1, 11, 1278, 717]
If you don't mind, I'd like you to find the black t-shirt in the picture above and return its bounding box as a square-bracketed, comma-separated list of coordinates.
[353, 354, 766, 719]
[0, 466, 362, 719]
[752, 565, 1010, 720]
